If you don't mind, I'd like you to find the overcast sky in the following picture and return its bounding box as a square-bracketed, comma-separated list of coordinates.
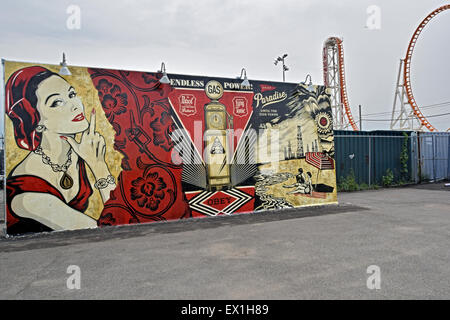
[1, 0, 449, 133]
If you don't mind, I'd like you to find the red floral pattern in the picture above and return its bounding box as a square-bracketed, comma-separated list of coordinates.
[96, 79, 128, 119]
[150, 111, 175, 152]
[131, 172, 167, 210]
[88, 68, 190, 226]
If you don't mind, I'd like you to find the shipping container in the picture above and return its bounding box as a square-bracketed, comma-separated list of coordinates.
[417, 132, 450, 181]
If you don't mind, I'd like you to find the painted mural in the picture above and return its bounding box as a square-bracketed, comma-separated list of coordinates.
[3, 61, 337, 236]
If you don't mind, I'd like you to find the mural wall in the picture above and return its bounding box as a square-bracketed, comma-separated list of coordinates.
[3, 61, 337, 236]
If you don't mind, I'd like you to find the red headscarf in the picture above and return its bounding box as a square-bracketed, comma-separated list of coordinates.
[5, 66, 53, 151]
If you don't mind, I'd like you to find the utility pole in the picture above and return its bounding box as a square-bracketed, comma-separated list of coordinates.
[274, 54, 289, 82]
[359, 104, 362, 131]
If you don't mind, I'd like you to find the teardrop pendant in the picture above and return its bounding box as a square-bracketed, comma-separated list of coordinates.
[60, 172, 73, 189]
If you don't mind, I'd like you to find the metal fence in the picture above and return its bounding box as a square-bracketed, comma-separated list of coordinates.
[334, 130, 415, 186]
[335, 131, 450, 187]
[334, 130, 450, 187]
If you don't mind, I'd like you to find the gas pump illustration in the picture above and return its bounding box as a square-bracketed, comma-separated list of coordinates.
[204, 80, 233, 191]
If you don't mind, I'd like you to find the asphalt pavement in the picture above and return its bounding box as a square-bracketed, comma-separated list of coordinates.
[0, 183, 449, 299]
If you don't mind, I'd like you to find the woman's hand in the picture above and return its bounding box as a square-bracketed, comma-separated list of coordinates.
[63, 109, 116, 203]
[62, 109, 110, 180]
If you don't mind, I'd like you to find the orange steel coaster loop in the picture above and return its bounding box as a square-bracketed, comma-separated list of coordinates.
[323, 37, 359, 131]
[336, 38, 358, 131]
[403, 5, 450, 132]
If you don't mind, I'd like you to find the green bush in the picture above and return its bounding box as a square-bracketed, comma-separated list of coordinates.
[338, 169, 398, 192]
[382, 168, 394, 187]
[359, 183, 369, 190]
[338, 169, 359, 192]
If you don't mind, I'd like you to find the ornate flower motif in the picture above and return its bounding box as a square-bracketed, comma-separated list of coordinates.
[150, 111, 175, 152]
[102, 87, 128, 119]
[130, 172, 167, 211]
[96, 79, 113, 96]
[96, 78, 128, 119]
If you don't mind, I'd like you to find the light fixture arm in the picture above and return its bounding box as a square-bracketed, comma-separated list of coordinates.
[60, 53, 67, 66]
[302, 74, 314, 92]
[159, 62, 166, 73]
[240, 68, 247, 79]
[158, 62, 171, 84]
[58, 52, 72, 76]
[304, 74, 312, 84]
[239, 68, 250, 87]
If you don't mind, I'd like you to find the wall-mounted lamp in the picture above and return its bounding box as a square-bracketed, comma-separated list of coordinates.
[59, 53, 71, 76]
[302, 74, 314, 92]
[239, 68, 250, 87]
[158, 62, 170, 84]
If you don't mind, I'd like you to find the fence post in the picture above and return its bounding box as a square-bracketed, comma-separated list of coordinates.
[414, 133, 418, 183]
[368, 136, 371, 186]
[448, 135, 450, 180]
[415, 132, 419, 183]
[417, 133, 422, 183]
[432, 135, 436, 181]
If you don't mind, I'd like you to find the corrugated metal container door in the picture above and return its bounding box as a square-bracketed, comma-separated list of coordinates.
[420, 134, 434, 180]
[448, 137, 450, 179]
[371, 131, 412, 184]
[334, 130, 371, 185]
[434, 133, 449, 179]
[418, 132, 450, 181]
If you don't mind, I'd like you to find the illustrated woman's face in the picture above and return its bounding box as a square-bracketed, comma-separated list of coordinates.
[35, 75, 89, 135]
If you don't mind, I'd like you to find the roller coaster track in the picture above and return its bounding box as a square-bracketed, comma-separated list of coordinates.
[402, 5, 450, 131]
[323, 37, 359, 131]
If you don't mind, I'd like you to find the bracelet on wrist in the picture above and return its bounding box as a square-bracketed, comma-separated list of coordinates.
[94, 174, 115, 189]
